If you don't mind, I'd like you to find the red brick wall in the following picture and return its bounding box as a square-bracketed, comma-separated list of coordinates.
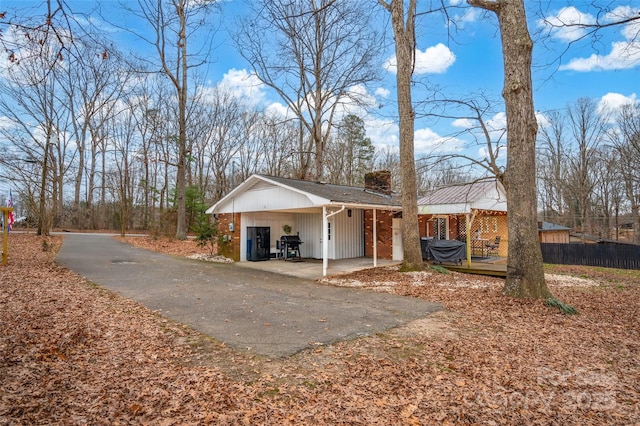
[364, 209, 394, 259]
[216, 213, 241, 261]
[418, 215, 430, 237]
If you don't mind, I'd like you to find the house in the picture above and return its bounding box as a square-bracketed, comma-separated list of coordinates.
[417, 180, 508, 260]
[538, 221, 571, 243]
[205, 172, 402, 276]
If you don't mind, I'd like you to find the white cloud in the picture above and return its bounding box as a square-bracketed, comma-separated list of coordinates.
[478, 144, 506, 162]
[217, 68, 268, 106]
[446, 0, 479, 25]
[604, 6, 638, 23]
[597, 92, 637, 115]
[384, 43, 456, 75]
[538, 6, 595, 42]
[364, 116, 399, 149]
[559, 40, 640, 71]
[555, 6, 640, 72]
[265, 102, 296, 120]
[375, 87, 391, 98]
[450, 112, 506, 143]
[0, 116, 17, 131]
[452, 118, 474, 129]
[486, 112, 506, 132]
[338, 84, 378, 116]
[415, 127, 464, 153]
[457, 7, 480, 24]
[535, 111, 550, 129]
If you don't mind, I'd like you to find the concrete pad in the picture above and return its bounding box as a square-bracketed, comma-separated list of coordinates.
[237, 257, 401, 280]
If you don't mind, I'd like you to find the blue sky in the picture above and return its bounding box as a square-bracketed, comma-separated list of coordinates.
[2, 0, 639, 162]
[215, 1, 638, 158]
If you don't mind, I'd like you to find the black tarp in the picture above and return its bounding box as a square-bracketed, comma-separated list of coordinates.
[424, 239, 466, 263]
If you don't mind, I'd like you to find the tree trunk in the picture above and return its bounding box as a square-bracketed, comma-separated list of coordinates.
[468, 0, 551, 298]
[383, 0, 423, 269]
[174, 1, 188, 240]
[38, 135, 51, 236]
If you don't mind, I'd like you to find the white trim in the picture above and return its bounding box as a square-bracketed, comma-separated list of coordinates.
[322, 205, 346, 276]
[373, 208, 377, 268]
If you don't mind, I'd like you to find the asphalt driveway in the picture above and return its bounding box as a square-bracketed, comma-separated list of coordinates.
[56, 233, 441, 357]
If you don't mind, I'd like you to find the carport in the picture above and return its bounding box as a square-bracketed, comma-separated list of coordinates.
[206, 174, 403, 276]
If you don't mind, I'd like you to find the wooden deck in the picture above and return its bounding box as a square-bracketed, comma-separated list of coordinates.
[435, 258, 507, 278]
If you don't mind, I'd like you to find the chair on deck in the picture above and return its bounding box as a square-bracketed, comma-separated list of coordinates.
[485, 236, 501, 257]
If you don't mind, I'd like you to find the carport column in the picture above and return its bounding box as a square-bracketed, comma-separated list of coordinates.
[373, 208, 377, 267]
[322, 205, 346, 276]
[322, 206, 328, 276]
[465, 212, 472, 268]
[465, 210, 477, 268]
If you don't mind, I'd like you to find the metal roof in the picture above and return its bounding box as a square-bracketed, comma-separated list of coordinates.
[418, 180, 504, 205]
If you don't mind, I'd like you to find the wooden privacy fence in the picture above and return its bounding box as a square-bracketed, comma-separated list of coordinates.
[540, 243, 640, 270]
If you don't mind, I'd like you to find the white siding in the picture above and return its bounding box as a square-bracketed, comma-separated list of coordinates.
[332, 208, 364, 259]
[240, 209, 365, 261]
[243, 212, 296, 257]
[295, 213, 322, 258]
[217, 185, 325, 213]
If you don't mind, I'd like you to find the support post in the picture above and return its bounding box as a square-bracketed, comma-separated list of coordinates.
[466, 213, 472, 268]
[323, 205, 346, 276]
[465, 210, 478, 268]
[1, 207, 13, 266]
[373, 208, 377, 268]
[322, 206, 328, 276]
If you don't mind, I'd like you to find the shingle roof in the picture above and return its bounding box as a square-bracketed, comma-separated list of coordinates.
[418, 180, 504, 205]
[261, 175, 401, 207]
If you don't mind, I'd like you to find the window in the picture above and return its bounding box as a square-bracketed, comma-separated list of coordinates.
[432, 217, 447, 239]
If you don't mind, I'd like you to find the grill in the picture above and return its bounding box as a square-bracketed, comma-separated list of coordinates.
[279, 235, 303, 261]
[420, 237, 465, 264]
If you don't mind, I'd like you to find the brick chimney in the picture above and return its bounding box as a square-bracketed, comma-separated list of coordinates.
[364, 170, 392, 195]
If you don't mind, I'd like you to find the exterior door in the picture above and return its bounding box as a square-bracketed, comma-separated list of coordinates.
[392, 218, 403, 261]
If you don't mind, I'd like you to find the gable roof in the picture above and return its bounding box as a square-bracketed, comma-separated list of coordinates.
[417, 179, 507, 215]
[206, 174, 401, 214]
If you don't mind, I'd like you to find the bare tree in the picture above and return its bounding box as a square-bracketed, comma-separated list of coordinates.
[537, 110, 569, 225]
[467, 0, 551, 298]
[107, 106, 139, 236]
[0, 14, 68, 236]
[119, 0, 219, 239]
[564, 98, 609, 236]
[610, 103, 640, 244]
[195, 87, 245, 201]
[58, 38, 126, 228]
[255, 115, 300, 179]
[591, 146, 624, 239]
[416, 95, 506, 180]
[235, 0, 382, 180]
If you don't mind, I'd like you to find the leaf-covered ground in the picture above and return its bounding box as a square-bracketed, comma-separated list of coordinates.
[1, 234, 639, 424]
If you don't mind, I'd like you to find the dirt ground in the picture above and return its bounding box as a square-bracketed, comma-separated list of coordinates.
[1, 234, 639, 424]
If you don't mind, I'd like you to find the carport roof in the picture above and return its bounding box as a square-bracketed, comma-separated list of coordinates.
[206, 174, 402, 214]
[264, 175, 401, 207]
